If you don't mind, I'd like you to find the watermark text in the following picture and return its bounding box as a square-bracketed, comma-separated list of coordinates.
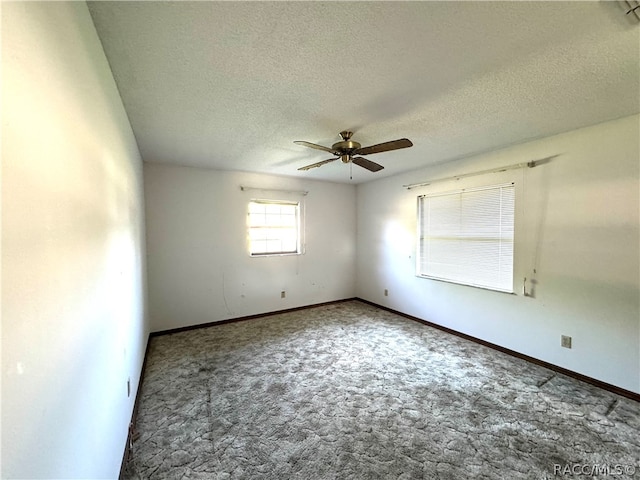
[553, 464, 636, 476]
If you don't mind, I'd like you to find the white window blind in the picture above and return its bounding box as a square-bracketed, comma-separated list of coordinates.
[417, 183, 515, 292]
[248, 200, 301, 256]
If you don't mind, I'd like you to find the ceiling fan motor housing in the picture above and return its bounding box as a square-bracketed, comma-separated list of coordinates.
[334, 130, 360, 159]
[332, 140, 361, 154]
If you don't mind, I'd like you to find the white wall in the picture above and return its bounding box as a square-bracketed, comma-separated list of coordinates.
[144, 164, 356, 332]
[357, 115, 640, 394]
[2, 3, 147, 478]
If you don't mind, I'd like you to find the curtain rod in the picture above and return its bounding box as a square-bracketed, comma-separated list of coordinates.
[403, 160, 539, 190]
[240, 186, 308, 196]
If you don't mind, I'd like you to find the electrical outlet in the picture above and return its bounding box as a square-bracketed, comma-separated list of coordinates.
[384, 289, 389, 297]
[281, 291, 286, 299]
[561, 335, 572, 349]
[127, 378, 131, 397]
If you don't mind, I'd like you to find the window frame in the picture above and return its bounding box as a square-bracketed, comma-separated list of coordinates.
[247, 199, 303, 257]
[416, 182, 515, 293]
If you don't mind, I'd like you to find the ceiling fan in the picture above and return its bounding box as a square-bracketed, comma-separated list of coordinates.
[295, 131, 413, 173]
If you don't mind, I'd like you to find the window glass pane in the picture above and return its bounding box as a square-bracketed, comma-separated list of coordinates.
[281, 239, 297, 252]
[248, 201, 300, 255]
[248, 202, 264, 214]
[252, 240, 267, 254]
[265, 203, 281, 214]
[250, 213, 266, 227]
[280, 204, 297, 215]
[265, 214, 281, 226]
[266, 239, 281, 252]
[249, 229, 264, 241]
[280, 214, 296, 227]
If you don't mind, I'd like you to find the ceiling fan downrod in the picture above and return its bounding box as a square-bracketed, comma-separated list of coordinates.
[339, 131, 353, 141]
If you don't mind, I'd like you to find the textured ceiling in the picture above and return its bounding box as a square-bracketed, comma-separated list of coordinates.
[88, 1, 640, 184]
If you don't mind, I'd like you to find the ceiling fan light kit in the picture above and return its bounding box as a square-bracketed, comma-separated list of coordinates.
[295, 130, 413, 174]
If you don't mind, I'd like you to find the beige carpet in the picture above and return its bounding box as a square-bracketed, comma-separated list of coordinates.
[124, 300, 639, 479]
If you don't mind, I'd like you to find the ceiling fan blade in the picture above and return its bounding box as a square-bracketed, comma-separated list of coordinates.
[298, 158, 338, 171]
[352, 157, 384, 172]
[354, 138, 413, 156]
[294, 141, 339, 155]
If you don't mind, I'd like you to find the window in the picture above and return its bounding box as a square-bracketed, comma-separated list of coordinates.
[417, 183, 515, 292]
[248, 200, 301, 256]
